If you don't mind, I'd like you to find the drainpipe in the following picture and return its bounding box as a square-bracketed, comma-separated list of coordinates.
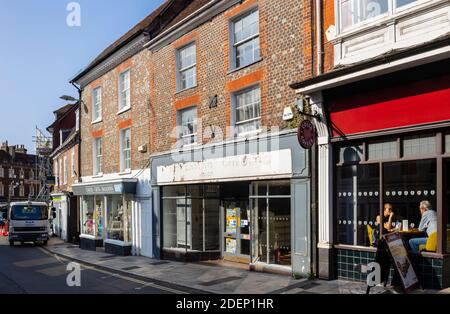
[316, 0, 323, 76]
[310, 0, 323, 280]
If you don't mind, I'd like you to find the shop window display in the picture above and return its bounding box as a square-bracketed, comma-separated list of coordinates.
[107, 195, 132, 242]
[252, 182, 291, 266]
[337, 164, 380, 246]
[94, 197, 104, 238]
[383, 160, 436, 233]
[82, 196, 95, 236]
[162, 185, 220, 252]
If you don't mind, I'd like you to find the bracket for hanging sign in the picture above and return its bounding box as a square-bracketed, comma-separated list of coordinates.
[296, 97, 321, 122]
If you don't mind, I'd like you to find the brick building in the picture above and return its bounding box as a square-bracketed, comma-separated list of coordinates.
[70, 0, 193, 256]
[0, 142, 40, 204]
[147, 0, 315, 276]
[291, 0, 450, 288]
[69, 0, 317, 276]
[47, 103, 80, 243]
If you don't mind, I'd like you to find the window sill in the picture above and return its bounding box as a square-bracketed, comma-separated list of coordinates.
[92, 173, 103, 179]
[105, 239, 132, 247]
[91, 118, 103, 125]
[334, 244, 378, 253]
[177, 143, 199, 151]
[175, 84, 198, 95]
[227, 58, 263, 75]
[236, 129, 262, 139]
[119, 169, 132, 175]
[117, 106, 131, 115]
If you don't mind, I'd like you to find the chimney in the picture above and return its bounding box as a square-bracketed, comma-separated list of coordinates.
[8, 145, 15, 159]
[15, 145, 27, 154]
[1, 141, 8, 152]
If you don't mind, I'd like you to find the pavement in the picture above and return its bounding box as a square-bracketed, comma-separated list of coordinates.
[2, 235, 444, 295]
[37, 237, 443, 295]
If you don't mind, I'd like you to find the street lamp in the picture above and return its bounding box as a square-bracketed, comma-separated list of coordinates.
[60, 95, 78, 102]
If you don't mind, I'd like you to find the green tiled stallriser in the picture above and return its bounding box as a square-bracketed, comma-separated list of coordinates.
[336, 249, 444, 290]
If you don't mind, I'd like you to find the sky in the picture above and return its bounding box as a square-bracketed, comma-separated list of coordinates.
[0, 0, 165, 153]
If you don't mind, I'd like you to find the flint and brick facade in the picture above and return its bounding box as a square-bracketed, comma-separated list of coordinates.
[151, 0, 313, 151]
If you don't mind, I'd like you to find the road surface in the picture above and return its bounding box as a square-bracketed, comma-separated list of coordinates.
[0, 237, 187, 294]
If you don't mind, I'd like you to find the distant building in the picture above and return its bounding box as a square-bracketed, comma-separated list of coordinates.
[47, 103, 80, 243]
[0, 142, 40, 204]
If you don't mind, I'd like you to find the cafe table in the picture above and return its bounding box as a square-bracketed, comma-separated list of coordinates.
[398, 229, 426, 250]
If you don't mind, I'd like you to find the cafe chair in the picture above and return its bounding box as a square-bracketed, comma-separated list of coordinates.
[419, 232, 437, 253]
[367, 225, 374, 247]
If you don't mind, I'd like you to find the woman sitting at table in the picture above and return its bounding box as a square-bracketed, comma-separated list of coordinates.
[372, 203, 403, 245]
[409, 201, 437, 253]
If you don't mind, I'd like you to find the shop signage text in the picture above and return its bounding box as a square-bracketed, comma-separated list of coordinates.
[157, 150, 293, 185]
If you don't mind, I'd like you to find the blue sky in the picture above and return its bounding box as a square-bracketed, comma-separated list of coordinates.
[0, 0, 164, 153]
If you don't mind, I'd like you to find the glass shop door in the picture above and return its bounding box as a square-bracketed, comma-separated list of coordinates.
[222, 200, 251, 262]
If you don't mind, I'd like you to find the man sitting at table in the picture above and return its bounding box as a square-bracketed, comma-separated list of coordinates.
[409, 201, 437, 253]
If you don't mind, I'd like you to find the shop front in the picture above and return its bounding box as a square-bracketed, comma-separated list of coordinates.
[73, 179, 137, 256]
[151, 131, 312, 276]
[295, 58, 450, 289]
[50, 193, 79, 243]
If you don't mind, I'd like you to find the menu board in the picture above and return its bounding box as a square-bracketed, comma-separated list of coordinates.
[384, 233, 419, 291]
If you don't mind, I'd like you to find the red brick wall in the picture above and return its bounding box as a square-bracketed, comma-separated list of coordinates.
[151, 0, 314, 152]
[53, 143, 78, 193]
[79, 0, 315, 174]
[80, 49, 152, 177]
[322, 0, 335, 73]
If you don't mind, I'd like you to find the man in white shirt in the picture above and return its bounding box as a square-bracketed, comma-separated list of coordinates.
[409, 201, 437, 253]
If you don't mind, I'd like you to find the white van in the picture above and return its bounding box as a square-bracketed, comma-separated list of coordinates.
[4, 201, 56, 246]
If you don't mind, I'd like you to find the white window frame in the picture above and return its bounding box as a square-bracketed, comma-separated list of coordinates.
[176, 42, 197, 92]
[92, 87, 102, 123]
[93, 138, 103, 176]
[71, 148, 75, 178]
[336, 0, 427, 35]
[120, 128, 132, 172]
[230, 8, 260, 70]
[75, 109, 80, 132]
[177, 106, 198, 147]
[59, 159, 62, 186]
[233, 85, 262, 137]
[118, 70, 131, 113]
[63, 156, 68, 185]
[54, 160, 59, 187]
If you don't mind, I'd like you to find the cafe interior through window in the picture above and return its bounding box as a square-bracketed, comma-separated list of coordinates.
[336, 133, 443, 252]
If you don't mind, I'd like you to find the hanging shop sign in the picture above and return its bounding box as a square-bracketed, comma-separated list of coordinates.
[298, 119, 316, 150]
